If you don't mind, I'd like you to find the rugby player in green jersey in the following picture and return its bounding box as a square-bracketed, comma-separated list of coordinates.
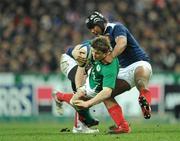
[55, 36, 131, 133]
[71, 36, 119, 108]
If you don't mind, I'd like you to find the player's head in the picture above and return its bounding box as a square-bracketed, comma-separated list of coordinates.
[85, 11, 107, 35]
[91, 36, 112, 61]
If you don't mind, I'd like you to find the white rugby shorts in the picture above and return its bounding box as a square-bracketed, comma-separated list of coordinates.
[117, 61, 152, 88]
[60, 54, 77, 77]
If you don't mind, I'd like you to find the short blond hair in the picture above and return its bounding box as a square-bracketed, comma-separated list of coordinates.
[91, 36, 112, 53]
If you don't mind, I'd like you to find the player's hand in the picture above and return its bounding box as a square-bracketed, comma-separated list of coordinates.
[103, 52, 113, 63]
[77, 49, 87, 65]
[73, 100, 90, 109]
[72, 46, 87, 66]
[76, 55, 87, 66]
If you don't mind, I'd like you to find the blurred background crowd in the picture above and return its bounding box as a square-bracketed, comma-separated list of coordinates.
[0, 0, 179, 73]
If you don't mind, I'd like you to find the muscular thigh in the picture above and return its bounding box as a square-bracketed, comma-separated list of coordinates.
[111, 79, 131, 97]
[117, 61, 152, 88]
[60, 54, 77, 77]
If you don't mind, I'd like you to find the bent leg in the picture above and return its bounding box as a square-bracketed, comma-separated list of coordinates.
[60, 54, 98, 131]
[134, 65, 152, 119]
[104, 98, 126, 125]
[104, 98, 131, 133]
[111, 79, 131, 98]
[134, 66, 152, 103]
[68, 65, 98, 127]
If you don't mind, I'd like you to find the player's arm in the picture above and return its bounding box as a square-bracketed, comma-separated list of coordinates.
[105, 36, 127, 63]
[112, 36, 127, 58]
[112, 25, 128, 58]
[74, 87, 112, 108]
[72, 44, 87, 65]
[70, 66, 86, 106]
[70, 87, 86, 105]
[85, 87, 112, 107]
[104, 25, 128, 63]
[75, 66, 86, 89]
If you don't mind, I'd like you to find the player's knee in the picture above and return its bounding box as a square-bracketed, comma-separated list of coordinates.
[135, 66, 151, 79]
[103, 98, 117, 108]
[134, 67, 151, 90]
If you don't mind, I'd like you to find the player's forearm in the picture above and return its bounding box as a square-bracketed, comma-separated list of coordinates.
[70, 90, 83, 104]
[87, 88, 112, 107]
[75, 66, 86, 89]
[112, 36, 127, 58]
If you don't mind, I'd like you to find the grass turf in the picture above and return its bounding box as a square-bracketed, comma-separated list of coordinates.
[0, 120, 180, 141]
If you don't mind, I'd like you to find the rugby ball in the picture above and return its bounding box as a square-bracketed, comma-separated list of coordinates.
[77, 43, 92, 67]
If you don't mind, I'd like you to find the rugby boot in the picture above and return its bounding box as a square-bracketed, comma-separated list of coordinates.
[139, 95, 151, 119]
[108, 121, 131, 134]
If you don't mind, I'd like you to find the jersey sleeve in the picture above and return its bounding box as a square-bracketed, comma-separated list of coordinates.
[66, 47, 74, 58]
[113, 24, 127, 39]
[102, 59, 119, 89]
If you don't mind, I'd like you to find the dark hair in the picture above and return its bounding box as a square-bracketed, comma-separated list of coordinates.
[91, 36, 112, 53]
[85, 11, 107, 31]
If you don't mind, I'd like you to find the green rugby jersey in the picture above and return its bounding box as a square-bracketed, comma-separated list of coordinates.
[89, 58, 119, 93]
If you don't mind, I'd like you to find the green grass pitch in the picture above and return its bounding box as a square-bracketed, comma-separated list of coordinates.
[0, 119, 180, 141]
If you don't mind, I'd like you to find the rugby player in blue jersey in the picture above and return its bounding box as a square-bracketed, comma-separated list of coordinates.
[77, 11, 152, 133]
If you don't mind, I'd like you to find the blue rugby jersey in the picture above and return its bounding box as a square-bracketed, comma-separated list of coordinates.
[104, 23, 150, 68]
